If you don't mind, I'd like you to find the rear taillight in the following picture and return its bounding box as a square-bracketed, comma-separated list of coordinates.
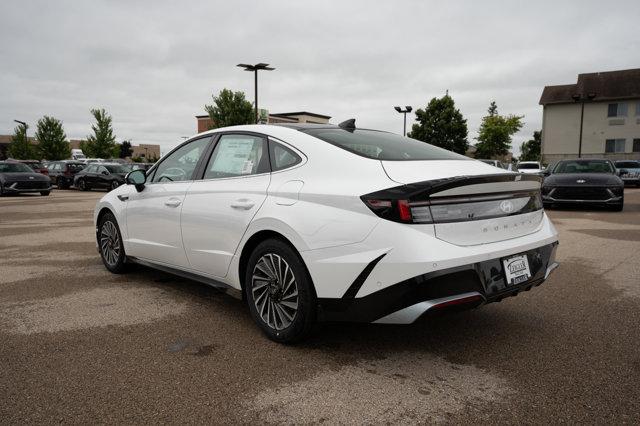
[362, 192, 541, 224]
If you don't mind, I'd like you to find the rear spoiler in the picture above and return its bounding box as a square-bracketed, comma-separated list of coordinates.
[366, 173, 542, 202]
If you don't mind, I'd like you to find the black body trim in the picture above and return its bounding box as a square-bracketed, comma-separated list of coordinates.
[318, 242, 558, 323]
[342, 253, 387, 299]
[127, 256, 243, 300]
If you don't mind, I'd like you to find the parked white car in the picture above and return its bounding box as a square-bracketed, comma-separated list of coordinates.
[517, 161, 543, 174]
[94, 122, 559, 342]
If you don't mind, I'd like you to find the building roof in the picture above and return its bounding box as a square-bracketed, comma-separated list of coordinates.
[539, 68, 640, 105]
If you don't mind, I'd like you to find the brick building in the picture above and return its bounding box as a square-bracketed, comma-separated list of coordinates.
[195, 111, 331, 133]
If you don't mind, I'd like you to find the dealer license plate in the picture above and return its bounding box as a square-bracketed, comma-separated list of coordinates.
[503, 254, 531, 285]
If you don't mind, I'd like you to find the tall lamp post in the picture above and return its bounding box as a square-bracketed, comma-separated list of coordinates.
[13, 119, 27, 140]
[394, 106, 412, 136]
[237, 63, 275, 124]
[571, 92, 596, 158]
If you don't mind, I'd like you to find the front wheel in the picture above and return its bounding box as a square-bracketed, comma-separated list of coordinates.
[245, 239, 317, 343]
[110, 180, 120, 191]
[98, 212, 127, 273]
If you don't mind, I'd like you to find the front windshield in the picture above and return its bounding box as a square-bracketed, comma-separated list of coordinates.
[615, 161, 640, 169]
[553, 160, 614, 174]
[302, 128, 468, 161]
[518, 163, 540, 169]
[104, 165, 128, 174]
[0, 163, 33, 173]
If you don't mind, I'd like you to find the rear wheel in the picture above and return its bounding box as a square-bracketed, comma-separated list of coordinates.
[98, 212, 127, 273]
[110, 180, 120, 191]
[245, 239, 316, 343]
[78, 179, 89, 191]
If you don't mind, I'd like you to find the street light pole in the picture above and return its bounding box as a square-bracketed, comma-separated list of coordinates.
[237, 63, 275, 123]
[394, 106, 413, 136]
[572, 93, 596, 158]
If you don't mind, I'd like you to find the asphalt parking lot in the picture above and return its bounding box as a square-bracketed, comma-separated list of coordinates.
[1, 189, 639, 424]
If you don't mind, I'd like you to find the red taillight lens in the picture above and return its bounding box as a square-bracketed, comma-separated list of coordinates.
[397, 200, 412, 221]
[363, 198, 416, 223]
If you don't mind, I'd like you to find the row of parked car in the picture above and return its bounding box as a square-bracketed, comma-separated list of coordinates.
[0, 159, 154, 196]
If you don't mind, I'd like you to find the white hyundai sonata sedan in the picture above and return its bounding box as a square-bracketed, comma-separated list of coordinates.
[94, 121, 559, 342]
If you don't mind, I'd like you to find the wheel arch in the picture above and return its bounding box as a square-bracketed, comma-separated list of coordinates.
[238, 229, 312, 295]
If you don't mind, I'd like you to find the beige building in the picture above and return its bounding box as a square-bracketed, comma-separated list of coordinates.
[539, 68, 640, 163]
[196, 111, 331, 133]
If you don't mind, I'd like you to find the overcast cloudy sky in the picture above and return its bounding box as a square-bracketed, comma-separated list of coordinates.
[1, 0, 639, 155]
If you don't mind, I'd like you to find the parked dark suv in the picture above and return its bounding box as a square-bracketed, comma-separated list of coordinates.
[47, 161, 85, 189]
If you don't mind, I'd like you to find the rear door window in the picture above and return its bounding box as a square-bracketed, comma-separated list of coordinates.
[204, 134, 269, 179]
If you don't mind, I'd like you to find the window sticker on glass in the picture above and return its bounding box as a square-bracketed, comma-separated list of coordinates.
[210, 139, 257, 175]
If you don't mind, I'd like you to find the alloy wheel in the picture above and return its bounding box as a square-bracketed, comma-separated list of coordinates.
[100, 220, 121, 267]
[251, 253, 299, 331]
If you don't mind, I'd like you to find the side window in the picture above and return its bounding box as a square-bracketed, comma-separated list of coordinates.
[151, 137, 211, 183]
[53, 163, 62, 171]
[204, 134, 269, 179]
[98, 166, 108, 174]
[87, 165, 97, 173]
[269, 141, 302, 171]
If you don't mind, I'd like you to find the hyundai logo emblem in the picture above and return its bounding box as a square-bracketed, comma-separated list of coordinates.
[576, 179, 586, 183]
[29, 176, 34, 179]
[499, 200, 514, 214]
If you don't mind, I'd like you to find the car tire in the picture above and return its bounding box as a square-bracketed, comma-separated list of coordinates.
[40, 191, 50, 196]
[110, 181, 120, 191]
[244, 238, 317, 343]
[98, 212, 127, 274]
[78, 179, 89, 191]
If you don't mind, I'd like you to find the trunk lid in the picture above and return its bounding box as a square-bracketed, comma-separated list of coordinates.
[372, 161, 545, 246]
[381, 160, 505, 184]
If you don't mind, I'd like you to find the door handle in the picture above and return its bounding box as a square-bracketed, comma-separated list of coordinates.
[230, 199, 255, 210]
[164, 198, 182, 208]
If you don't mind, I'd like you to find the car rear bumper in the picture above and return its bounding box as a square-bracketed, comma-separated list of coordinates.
[317, 241, 558, 323]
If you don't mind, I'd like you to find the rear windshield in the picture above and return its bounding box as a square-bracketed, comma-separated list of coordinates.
[301, 128, 468, 161]
[615, 161, 640, 169]
[517, 163, 540, 169]
[68, 163, 85, 172]
[26, 162, 44, 169]
[553, 160, 614, 174]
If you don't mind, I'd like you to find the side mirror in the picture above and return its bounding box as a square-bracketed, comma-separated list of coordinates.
[101, 170, 109, 175]
[542, 169, 551, 177]
[126, 169, 146, 192]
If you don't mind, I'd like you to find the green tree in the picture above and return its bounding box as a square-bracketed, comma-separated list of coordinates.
[205, 89, 254, 129]
[519, 130, 541, 161]
[408, 95, 469, 154]
[81, 108, 117, 158]
[475, 102, 523, 159]
[119, 140, 133, 158]
[8, 122, 34, 159]
[34, 116, 70, 160]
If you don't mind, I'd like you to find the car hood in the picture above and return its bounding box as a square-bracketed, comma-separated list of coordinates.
[544, 173, 621, 186]
[0, 172, 50, 182]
